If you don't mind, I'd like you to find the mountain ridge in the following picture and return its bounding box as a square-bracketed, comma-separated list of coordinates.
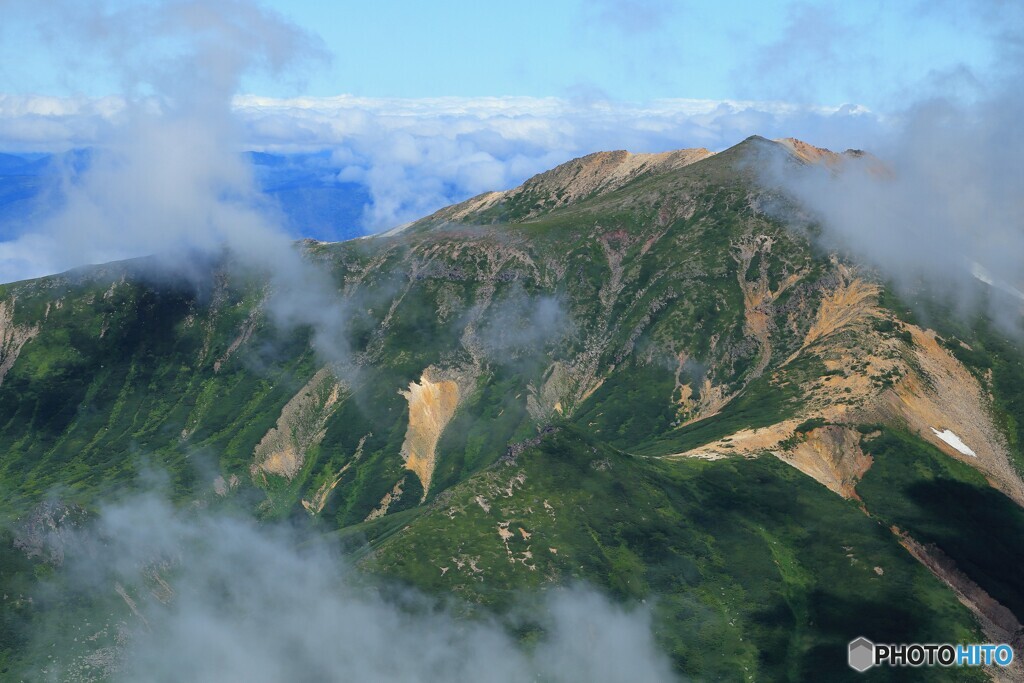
[399, 135, 870, 235]
[1, 134, 1022, 681]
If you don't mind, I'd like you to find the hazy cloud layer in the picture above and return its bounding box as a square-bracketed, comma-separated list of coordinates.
[0, 92, 885, 246]
[237, 94, 883, 230]
[768, 3, 1024, 333]
[0, 0, 322, 274]
[742, 2, 865, 104]
[0, 0, 885, 270]
[32, 491, 677, 682]
[471, 284, 575, 361]
[0, 1, 360, 369]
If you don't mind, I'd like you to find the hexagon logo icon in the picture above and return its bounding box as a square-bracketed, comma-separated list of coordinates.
[849, 637, 875, 672]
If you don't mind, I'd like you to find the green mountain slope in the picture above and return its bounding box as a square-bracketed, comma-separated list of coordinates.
[1, 136, 1022, 680]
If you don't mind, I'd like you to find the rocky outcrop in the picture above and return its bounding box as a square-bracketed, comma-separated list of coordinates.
[777, 426, 873, 499]
[13, 500, 89, 566]
[365, 476, 406, 521]
[252, 367, 344, 480]
[774, 138, 847, 167]
[0, 299, 40, 386]
[895, 529, 1024, 680]
[301, 433, 370, 515]
[774, 137, 886, 175]
[213, 302, 263, 373]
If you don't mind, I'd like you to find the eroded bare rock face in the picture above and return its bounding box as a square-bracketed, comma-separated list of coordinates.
[364, 476, 406, 521]
[778, 426, 873, 499]
[301, 433, 370, 516]
[774, 138, 847, 167]
[399, 367, 464, 499]
[252, 367, 344, 480]
[896, 529, 1024, 680]
[666, 265, 1024, 507]
[0, 299, 40, 387]
[875, 326, 1024, 506]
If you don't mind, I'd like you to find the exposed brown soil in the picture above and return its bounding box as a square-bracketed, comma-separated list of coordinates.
[664, 419, 801, 461]
[734, 234, 805, 380]
[778, 426, 873, 499]
[867, 325, 1024, 506]
[676, 377, 735, 428]
[789, 271, 880, 358]
[400, 366, 465, 499]
[667, 266, 1024, 509]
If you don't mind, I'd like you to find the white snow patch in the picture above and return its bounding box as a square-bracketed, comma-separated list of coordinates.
[931, 428, 977, 457]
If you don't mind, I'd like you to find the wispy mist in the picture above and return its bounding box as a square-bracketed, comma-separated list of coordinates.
[474, 286, 575, 363]
[0, 1, 359, 368]
[0, 0, 315, 272]
[28, 491, 678, 682]
[767, 4, 1024, 333]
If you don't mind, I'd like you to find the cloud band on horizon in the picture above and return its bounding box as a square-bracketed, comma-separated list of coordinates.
[0, 92, 884, 240]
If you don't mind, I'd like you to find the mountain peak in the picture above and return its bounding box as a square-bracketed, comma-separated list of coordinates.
[407, 135, 875, 231]
[773, 137, 845, 166]
[421, 146, 714, 225]
[510, 146, 714, 208]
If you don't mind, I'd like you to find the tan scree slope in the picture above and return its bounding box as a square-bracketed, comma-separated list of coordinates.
[667, 262, 1024, 507]
[400, 368, 461, 499]
[872, 326, 1024, 506]
[252, 367, 344, 480]
[778, 426, 873, 499]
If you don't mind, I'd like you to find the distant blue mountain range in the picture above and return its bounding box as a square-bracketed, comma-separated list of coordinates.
[0, 153, 57, 229]
[0, 150, 371, 243]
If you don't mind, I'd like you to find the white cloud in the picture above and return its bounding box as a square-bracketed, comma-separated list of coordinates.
[236, 94, 883, 229]
[29, 490, 679, 682]
[0, 93, 885, 239]
[767, 3, 1024, 335]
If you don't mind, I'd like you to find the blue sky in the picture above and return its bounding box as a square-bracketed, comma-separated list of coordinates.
[0, 1, 998, 109]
